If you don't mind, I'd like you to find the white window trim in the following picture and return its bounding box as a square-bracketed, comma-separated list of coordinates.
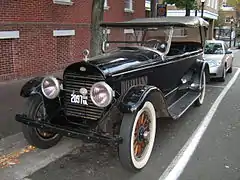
[0, 31, 19, 39]
[53, 0, 73, 5]
[104, 0, 110, 10]
[124, 29, 134, 34]
[53, 30, 75, 37]
[124, 0, 134, 13]
[207, 0, 211, 7]
[215, 0, 218, 10]
[103, 29, 111, 34]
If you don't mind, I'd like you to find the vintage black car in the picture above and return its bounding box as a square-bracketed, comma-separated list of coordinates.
[15, 16, 210, 172]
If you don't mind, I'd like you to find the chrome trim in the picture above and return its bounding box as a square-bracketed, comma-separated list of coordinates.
[164, 87, 178, 97]
[175, 94, 200, 119]
[41, 76, 61, 99]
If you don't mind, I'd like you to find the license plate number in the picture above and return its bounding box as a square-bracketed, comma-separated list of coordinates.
[70, 93, 88, 105]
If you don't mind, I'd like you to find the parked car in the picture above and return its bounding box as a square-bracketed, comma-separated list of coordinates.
[237, 41, 240, 49]
[204, 40, 233, 81]
[15, 17, 210, 172]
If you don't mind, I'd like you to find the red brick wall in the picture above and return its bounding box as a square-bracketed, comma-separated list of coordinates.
[0, 0, 145, 81]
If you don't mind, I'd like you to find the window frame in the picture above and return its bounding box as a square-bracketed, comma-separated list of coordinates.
[124, 0, 134, 13]
[104, 0, 110, 10]
[53, 0, 73, 5]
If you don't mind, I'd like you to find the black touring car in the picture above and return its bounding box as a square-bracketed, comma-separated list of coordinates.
[15, 16, 210, 172]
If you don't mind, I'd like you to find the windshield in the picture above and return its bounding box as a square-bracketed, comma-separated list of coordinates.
[102, 27, 174, 55]
[204, 42, 224, 54]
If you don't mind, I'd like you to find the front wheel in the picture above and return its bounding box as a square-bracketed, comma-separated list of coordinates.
[195, 71, 206, 106]
[118, 101, 156, 172]
[22, 95, 62, 149]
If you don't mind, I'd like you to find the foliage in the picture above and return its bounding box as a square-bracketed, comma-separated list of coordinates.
[226, 0, 240, 6]
[214, 9, 225, 27]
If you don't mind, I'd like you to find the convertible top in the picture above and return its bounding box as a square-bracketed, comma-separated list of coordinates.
[100, 16, 209, 28]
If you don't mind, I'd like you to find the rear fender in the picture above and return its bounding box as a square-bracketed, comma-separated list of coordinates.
[193, 59, 210, 84]
[119, 85, 170, 118]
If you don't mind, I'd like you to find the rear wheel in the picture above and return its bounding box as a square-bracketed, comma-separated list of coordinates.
[228, 62, 233, 73]
[22, 95, 62, 149]
[118, 101, 156, 172]
[195, 71, 206, 106]
[219, 66, 226, 82]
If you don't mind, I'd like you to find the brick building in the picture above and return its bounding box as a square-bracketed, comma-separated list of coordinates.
[0, 0, 145, 82]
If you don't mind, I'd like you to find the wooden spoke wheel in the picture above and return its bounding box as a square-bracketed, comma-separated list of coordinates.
[118, 101, 156, 172]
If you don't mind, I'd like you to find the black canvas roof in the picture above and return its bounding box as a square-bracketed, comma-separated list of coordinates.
[100, 16, 209, 28]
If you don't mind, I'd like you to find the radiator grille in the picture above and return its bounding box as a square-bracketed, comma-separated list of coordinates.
[63, 72, 105, 120]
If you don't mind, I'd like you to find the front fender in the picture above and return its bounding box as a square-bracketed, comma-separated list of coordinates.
[20, 77, 44, 97]
[119, 85, 170, 118]
[20, 76, 63, 117]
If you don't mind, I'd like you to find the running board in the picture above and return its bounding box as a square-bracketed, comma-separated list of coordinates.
[168, 91, 200, 119]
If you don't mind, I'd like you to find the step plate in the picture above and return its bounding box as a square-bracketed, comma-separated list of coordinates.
[168, 91, 200, 119]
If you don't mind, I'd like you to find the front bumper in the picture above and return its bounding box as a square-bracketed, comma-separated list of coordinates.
[209, 65, 224, 78]
[15, 114, 122, 145]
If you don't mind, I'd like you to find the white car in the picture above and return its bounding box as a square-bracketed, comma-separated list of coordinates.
[204, 40, 233, 81]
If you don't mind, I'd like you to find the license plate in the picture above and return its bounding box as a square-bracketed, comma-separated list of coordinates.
[70, 93, 88, 105]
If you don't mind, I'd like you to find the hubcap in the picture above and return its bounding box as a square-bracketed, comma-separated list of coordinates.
[133, 112, 150, 159]
[35, 103, 58, 139]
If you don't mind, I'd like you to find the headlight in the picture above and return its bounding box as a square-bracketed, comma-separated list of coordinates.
[41, 76, 61, 99]
[90, 82, 113, 107]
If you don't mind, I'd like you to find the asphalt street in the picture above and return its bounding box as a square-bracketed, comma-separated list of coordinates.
[0, 50, 240, 180]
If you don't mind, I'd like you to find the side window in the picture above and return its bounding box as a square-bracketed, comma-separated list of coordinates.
[224, 43, 229, 50]
[223, 43, 228, 53]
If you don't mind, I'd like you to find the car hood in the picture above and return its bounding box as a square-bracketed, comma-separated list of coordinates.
[65, 47, 162, 77]
[203, 54, 224, 62]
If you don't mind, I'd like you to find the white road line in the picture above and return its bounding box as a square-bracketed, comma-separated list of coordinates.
[0, 133, 83, 180]
[158, 68, 240, 180]
[206, 85, 225, 88]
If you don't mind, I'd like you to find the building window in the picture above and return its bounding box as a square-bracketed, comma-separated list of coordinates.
[207, 0, 211, 7]
[215, 0, 218, 10]
[211, 0, 214, 8]
[225, 16, 231, 23]
[104, 0, 110, 10]
[53, 0, 73, 5]
[124, 0, 134, 12]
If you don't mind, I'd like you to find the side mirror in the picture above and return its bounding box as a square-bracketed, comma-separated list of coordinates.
[226, 51, 232, 54]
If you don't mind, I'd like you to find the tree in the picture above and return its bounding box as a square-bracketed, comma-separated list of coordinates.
[214, 9, 225, 27]
[226, 0, 240, 6]
[164, 0, 197, 16]
[89, 0, 105, 57]
[150, 0, 156, 17]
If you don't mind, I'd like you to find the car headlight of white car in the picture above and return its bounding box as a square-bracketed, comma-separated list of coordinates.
[90, 82, 114, 108]
[41, 76, 61, 99]
[208, 60, 221, 67]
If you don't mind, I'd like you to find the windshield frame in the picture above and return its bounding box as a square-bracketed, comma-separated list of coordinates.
[101, 26, 174, 56]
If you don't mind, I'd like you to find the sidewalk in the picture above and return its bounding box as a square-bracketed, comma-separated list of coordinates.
[0, 71, 63, 139]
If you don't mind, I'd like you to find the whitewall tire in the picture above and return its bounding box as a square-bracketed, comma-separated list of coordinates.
[195, 71, 206, 106]
[118, 101, 156, 171]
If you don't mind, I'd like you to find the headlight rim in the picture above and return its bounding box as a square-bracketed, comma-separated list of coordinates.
[41, 76, 61, 99]
[90, 81, 113, 108]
